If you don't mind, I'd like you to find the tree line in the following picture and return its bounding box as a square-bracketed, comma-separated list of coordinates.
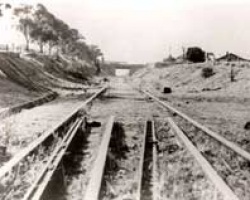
[0, 3, 103, 68]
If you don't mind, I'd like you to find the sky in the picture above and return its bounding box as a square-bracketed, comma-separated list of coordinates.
[3, 0, 250, 63]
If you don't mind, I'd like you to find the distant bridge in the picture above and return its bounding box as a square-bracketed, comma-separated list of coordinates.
[101, 62, 145, 76]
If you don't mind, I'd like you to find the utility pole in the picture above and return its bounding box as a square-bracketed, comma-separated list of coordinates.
[227, 52, 235, 82]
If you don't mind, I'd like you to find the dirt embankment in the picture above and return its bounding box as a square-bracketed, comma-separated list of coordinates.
[132, 62, 250, 156]
[133, 61, 250, 98]
[0, 52, 96, 108]
[0, 76, 39, 108]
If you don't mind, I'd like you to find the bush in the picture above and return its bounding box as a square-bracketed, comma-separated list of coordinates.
[201, 67, 215, 78]
[186, 47, 206, 63]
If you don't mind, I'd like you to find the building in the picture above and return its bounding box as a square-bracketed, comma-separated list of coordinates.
[217, 52, 248, 62]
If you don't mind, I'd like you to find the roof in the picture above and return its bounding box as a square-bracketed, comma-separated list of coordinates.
[217, 53, 248, 61]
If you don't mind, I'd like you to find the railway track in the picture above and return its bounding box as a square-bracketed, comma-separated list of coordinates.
[83, 81, 163, 200]
[168, 117, 239, 200]
[0, 87, 107, 200]
[82, 81, 235, 200]
[84, 81, 240, 199]
[83, 83, 250, 200]
[141, 90, 250, 162]
[2, 80, 250, 200]
[139, 88, 250, 200]
[137, 120, 157, 200]
[0, 92, 58, 120]
[84, 118, 157, 200]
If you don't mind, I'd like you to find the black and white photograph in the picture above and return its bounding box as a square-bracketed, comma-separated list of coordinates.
[0, 0, 250, 199]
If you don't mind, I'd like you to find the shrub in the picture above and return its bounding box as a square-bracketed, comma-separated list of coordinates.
[186, 47, 206, 63]
[201, 67, 215, 78]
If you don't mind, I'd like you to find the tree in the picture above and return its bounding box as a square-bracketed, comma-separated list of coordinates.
[30, 4, 58, 53]
[186, 47, 206, 63]
[69, 41, 90, 60]
[48, 18, 68, 55]
[19, 18, 34, 51]
[12, 3, 104, 64]
[88, 45, 103, 74]
[5, 4, 11, 9]
[14, 5, 33, 51]
[60, 28, 85, 54]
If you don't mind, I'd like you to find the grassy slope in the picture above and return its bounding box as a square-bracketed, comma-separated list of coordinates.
[134, 61, 250, 98]
[0, 52, 96, 108]
[0, 75, 39, 108]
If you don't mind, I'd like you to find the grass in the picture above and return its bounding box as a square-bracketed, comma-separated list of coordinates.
[0, 126, 67, 199]
[155, 121, 223, 200]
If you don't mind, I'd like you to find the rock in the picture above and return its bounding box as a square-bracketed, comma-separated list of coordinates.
[244, 122, 250, 130]
[172, 112, 177, 117]
[103, 77, 109, 82]
[163, 87, 172, 94]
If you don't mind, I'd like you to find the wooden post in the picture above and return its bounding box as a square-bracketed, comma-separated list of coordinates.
[230, 64, 235, 82]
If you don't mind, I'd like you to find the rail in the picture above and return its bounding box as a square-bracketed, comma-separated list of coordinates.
[137, 120, 157, 200]
[83, 116, 115, 200]
[0, 86, 107, 200]
[0, 92, 58, 120]
[141, 89, 250, 162]
[168, 117, 240, 200]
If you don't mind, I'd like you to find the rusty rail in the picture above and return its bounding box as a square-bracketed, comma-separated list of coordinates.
[141, 89, 250, 162]
[0, 92, 58, 120]
[83, 116, 115, 200]
[168, 117, 240, 200]
[0, 87, 107, 200]
[137, 120, 157, 200]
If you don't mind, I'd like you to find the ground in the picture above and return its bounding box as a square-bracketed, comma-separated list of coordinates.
[132, 61, 250, 150]
[1, 56, 250, 200]
[133, 61, 250, 97]
[0, 52, 97, 109]
[0, 76, 39, 109]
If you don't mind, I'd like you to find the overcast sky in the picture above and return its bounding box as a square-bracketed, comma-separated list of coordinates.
[8, 0, 250, 63]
